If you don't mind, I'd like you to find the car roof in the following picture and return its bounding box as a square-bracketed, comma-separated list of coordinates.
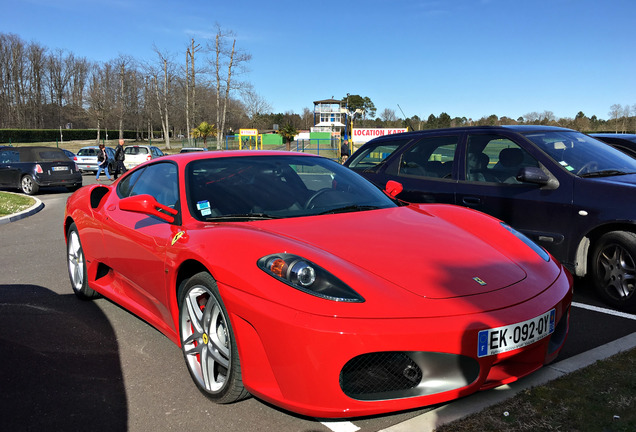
[361, 125, 574, 142]
[590, 133, 636, 138]
[166, 150, 321, 163]
[2, 146, 68, 161]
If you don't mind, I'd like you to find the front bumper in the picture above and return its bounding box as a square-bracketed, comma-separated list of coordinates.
[222, 268, 572, 418]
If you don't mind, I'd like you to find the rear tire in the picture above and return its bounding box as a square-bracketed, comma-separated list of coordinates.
[21, 175, 39, 195]
[66, 223, 100, 300]
[591, 231, 636, 311]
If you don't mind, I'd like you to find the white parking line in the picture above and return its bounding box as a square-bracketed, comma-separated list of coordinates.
[320, 421, 360, 432]
[572, 301, 636, 320]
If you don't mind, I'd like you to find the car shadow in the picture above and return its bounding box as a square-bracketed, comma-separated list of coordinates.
[0, 284, 127, 431]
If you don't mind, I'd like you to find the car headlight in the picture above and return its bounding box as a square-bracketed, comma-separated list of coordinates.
[257, 253, 364, 302]
[501, 223, 550, 262]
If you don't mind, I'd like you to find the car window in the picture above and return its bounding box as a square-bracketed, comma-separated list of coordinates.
[186, 155, 397, 220]
[524, 130, 636, 176]
[122, 162, 179, 208]
[118, 168, 145, 197]
[125, 146, 149, 155]
[0, 149, 19, 163]
[466, 135, 539, 183]
[77, 148, 98, 157]
[347, 139, 406, 171]
[397, 135, 458, 179]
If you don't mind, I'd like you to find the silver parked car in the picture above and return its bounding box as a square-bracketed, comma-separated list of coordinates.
[75, 146, 116, 173]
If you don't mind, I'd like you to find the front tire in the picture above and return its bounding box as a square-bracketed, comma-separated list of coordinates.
[178, 272, 249, 403]
[591, 231, 636, 311]
[21, 175, 39, 195]
[67, 223, 99, 300]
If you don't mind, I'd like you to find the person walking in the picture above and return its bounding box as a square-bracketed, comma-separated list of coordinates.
[96, 143, 112, 182]
[113, 139, 127, 179]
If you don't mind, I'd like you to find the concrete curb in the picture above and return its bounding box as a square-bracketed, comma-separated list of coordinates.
[0, 192, 44, 225]
[381, 332, 636, 432]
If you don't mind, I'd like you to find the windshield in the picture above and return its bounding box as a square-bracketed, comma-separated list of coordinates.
[523, 131, 636, 177]
[186, 155, 397, 221]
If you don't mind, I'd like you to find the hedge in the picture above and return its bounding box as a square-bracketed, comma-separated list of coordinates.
[0, 129, 138, 143]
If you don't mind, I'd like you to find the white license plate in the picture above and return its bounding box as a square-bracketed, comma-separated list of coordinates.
[52, 166, 68, 171]
[477, 309, 555, 357]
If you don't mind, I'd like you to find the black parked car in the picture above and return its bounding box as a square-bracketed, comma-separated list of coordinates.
[590, 133, 636, 159]
[0, 146, 82, 195]
[346, 125, 636, 310]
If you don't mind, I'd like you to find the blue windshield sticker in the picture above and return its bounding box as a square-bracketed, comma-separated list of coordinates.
[197, 201, 210, 211]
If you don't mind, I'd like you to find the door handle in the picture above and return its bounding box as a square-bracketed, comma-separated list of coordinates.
[462, 196, 481, 205]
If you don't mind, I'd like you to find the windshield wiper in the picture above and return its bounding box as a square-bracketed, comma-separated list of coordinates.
[580, 170, 632, 178]
[205, 213, 281, 221]
[318, 205, 381, 215]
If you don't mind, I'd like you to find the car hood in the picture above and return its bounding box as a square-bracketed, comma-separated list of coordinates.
[258, 206, 527, 299]
[585, 172, 636, 187]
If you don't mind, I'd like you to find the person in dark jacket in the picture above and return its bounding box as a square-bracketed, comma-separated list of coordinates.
[96, 143, 112, 181]
[113, 139, 127, 179]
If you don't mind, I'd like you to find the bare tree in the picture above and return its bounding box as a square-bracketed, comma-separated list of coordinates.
[87, 64, 106, 143]
[113, 55, 136, 139]
[185, 39, 201, 145]
[609, 104, 623, 133]
[150, 48, 175, 149]
[209, 25, 251, 149]
[381, 108, 398, 124]
[621, 105, 631, 133]
[47, 49, 76, 127]
[241, 84, 272, 127]
[26, 41, 47, 128]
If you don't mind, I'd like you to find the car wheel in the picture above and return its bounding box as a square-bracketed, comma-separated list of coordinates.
[21, 175, 39, 195]
[66, 223, 99, 300]
[178, 272, 249, 403]
[591, 231, 636, 311]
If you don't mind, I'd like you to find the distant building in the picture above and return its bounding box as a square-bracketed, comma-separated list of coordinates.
[313, 98, 346, 138]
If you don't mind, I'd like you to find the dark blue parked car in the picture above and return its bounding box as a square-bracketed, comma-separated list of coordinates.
[590, 133, 636, 159]
[346, 125, 636, 311]
[0, 146, 82, 195]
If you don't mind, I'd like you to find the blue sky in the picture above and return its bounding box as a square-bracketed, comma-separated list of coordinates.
[2, 0, 635, 121]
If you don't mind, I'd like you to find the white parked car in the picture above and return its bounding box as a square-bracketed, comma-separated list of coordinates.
[123, 145, 165, 169]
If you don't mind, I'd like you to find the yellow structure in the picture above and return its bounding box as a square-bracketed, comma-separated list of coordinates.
[239, 129, 262, 150]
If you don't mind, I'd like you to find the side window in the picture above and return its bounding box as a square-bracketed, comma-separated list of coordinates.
[118, 167, 145, 197]
[397, 135, 458, 179]
[0, 149, 19, 163]
[466, 135, 539, 183]
[347, 139, 406, 172]
[128, 162, 179, 208]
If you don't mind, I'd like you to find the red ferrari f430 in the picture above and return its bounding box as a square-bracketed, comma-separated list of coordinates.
[64, 151, 572, 418]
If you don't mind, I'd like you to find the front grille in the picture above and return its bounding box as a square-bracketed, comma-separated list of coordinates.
[340, 352, 422, 398]
[340, 351, 480, 401]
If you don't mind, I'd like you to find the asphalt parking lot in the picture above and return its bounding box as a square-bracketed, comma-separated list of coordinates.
[1, 177, 636, 432]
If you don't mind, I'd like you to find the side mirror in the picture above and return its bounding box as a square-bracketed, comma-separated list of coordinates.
[385, 180, 403, 198]
[516, 167, 559, 189]
[119, 194, 178, 223]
